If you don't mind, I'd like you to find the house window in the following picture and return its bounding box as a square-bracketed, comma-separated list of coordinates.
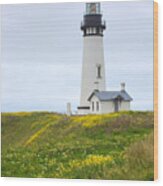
[97, 65, 101, 78]
[92, 102, 94, 111]
[96, 101, 99, 111]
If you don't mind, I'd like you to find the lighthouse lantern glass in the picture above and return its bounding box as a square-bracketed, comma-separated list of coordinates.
[86, 3, 101, 14]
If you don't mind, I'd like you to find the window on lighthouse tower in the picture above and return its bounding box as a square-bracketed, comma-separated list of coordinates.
[93, 27, 96, 34]
[87, 27, 91, 34]
[97, 65, 102, 78]
[99, 28, 103, 34]
[86, 3, 100, 14]
[90, 27, 93, 34]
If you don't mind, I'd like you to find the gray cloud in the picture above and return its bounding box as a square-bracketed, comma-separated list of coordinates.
[1, 1, 154, 112]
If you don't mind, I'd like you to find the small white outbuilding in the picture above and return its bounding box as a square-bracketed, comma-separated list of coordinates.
[87, 83, 133, 114]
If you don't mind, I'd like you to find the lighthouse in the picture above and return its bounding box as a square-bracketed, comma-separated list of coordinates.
[77, 2, 132, 115]
[78, 2, 106, 115]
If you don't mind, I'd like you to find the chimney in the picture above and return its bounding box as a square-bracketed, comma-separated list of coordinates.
[121, 82, 125, 91]
[67, 102, 72, 116]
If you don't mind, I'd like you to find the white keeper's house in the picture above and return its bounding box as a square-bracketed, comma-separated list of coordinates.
[77, 2, 133, 115]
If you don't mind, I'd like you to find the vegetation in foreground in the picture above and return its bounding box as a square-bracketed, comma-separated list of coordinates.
[1, 111, 154, 180]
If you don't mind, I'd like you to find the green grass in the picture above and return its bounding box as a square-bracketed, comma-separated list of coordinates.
[1, 111, 154, 180]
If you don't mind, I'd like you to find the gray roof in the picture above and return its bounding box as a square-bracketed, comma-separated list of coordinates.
[88, 90, 133, 102]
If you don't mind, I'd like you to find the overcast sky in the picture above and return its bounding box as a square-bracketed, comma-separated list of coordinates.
[1, 1, 154, 113]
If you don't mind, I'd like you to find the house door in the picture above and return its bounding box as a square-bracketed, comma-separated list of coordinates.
[114, 100, 119, 112]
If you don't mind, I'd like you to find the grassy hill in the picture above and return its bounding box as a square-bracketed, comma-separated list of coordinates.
[1, 111, 154, 180]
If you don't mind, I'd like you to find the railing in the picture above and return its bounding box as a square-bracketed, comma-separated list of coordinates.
[81, 20, 106, 28]
[83, 11, 103, 15]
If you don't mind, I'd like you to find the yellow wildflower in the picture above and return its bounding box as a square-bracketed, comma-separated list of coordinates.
[24, 124, 49, 146]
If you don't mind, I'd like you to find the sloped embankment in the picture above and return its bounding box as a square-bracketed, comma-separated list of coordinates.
[1, 111, 154, 180]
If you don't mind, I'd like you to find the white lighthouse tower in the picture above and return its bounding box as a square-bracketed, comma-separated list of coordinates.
[78, 2, 106, 114]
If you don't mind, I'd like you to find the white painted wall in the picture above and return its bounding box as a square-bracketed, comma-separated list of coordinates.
[89, 96, 113, 114]
[120, 101, 130, 111]
[79, 36, 106, 112]
[101, 100, 130, 113]
[101, 101, 114, 114]
[89, 95, 131, 114]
